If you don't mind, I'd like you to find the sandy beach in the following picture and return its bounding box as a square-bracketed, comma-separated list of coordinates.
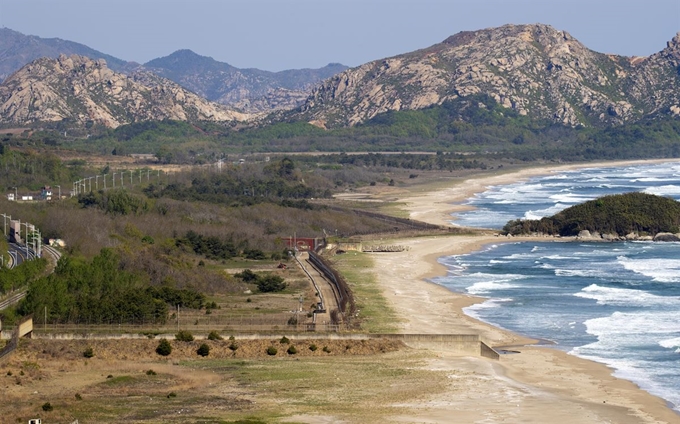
[369, 160, 680, 423]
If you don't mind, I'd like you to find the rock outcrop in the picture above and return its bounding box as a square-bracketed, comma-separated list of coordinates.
[296, 24, 680, 128]
[0, 55, 250, 128]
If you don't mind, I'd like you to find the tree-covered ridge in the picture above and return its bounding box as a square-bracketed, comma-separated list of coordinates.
[143, 158, 331, 206]
[18, 249, 205, 325]
[503, 193, 680, 237]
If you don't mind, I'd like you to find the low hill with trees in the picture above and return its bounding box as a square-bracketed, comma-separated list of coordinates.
[502, 193, 680, 237]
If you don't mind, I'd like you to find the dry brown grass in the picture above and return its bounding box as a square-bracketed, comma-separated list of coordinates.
[0, 338, 431, 423]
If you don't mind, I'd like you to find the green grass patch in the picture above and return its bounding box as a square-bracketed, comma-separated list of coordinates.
[330, 252, 401, 333]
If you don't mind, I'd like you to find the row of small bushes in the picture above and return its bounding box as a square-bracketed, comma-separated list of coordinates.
[83, 333, 335, 359]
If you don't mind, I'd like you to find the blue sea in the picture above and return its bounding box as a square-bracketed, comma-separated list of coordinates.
[434, 161, 680, 412]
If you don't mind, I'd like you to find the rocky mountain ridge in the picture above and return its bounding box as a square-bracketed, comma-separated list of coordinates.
[0, 29, 348, 115]
[0, 54, 249, 128]
[143, 49, 347, 113]
[296, 24, 680, 128]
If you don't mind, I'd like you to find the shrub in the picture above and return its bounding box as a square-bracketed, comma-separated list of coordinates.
[42, 402, 53, 411]
[75, 393, 82, 401]
[106, 374, 113, 379]
[234, 269, 258, 283]
[167, 392, 177, 398]
[146, 369, 157, 376]
[322, 346, 331, 353]
[156, 339, 172, 356]
[175, 330, 194, 342]
[287, 346, 297, 355]
[197, 343, 210, 357]
[266, 346, 278, 356]
[309, 344, 318, 352]
[287, 317, 298, 326]
[207, 331, 223, 341]
[83, 347, 94, 358]
[279, 336, 290, 344]
[228, 342, 238, 351]
[257, 275, 287, 292]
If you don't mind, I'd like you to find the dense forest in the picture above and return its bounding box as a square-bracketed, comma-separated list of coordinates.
[502, 193, 680, 237]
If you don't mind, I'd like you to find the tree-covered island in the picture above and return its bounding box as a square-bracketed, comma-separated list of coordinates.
[502, 192, 680, 240]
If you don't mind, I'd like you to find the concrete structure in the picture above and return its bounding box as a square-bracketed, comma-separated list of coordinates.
[10, 219, 22, 243]
[284, 236, 324, 252]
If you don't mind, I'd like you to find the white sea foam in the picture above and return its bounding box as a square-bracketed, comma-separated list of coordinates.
[659, 337, 680, 350]
[582, 311, 680, 342]
[618, 257, 680, 283]
[549, 193, 594, 204]
[555, 269, 603, 278]
[644, 185, 680, 196]
[574, 284, 680, 306]
[523, 203, 568, 220]
[467, 281, 521, 295]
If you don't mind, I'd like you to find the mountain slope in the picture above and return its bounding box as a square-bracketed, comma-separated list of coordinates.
[0, 28, 135, 82]
[143, 49, 347, 113]
[0, 54, 250, 128]
[295, 24, 680, 128]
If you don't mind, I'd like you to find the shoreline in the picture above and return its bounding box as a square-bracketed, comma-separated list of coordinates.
[370, 159, 680, 423]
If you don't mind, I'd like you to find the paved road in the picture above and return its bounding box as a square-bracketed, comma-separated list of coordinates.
[295, 252, 340, 328]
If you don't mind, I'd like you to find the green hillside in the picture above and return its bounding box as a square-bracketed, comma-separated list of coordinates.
[503, 192, 680, 237]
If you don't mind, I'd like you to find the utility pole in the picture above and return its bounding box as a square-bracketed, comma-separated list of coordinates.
[103, 173, 107, 190]
[177, 304, 180, 331]
[1, 213, 10, 236]
[130, 170, 133, 185]
[12, 186, 17, 201]
[121, 171, 124, 188]
[21, 222, 30, 258]
[55, 185, 60, 200]
[139, 169, 142, 183]
[95, 176, 99, 191]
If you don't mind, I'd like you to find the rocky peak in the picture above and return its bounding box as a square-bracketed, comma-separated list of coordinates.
[0, 54, 250, 128]
[295, 23, 680, 128]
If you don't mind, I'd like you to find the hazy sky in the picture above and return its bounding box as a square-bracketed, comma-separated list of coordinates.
[1, 0, 678, 71]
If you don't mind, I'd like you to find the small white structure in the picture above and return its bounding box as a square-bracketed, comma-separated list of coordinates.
[41, 186, 53, 200]
[21, 195, 33, 201]
[49, 238, 66, 247]
[29, 419, 42, 424]
[7, 193, 14, 201]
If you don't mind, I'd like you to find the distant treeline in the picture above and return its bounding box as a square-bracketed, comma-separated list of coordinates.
[10, 94, 680, 164]
[503, 193, 680, 237]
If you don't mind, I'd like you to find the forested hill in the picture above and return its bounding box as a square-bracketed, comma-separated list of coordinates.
[502, 193, 680, 237]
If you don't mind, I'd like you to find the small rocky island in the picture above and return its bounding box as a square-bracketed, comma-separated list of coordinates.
[502, 192, 680, 241]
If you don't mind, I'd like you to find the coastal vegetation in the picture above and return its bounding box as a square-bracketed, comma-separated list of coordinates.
[502, 192, 680, 237]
